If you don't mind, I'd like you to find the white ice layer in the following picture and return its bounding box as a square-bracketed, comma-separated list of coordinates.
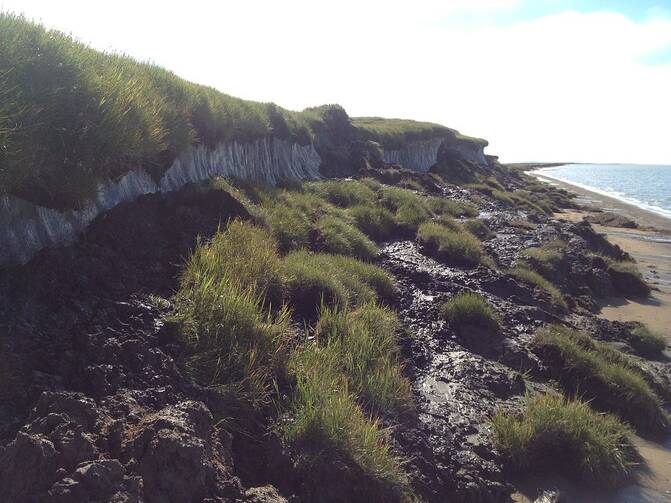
[1, 138, 322, 265]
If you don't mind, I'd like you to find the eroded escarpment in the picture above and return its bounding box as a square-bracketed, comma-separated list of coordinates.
[1, 166, 669, 503]
[0, 138, 321, 266]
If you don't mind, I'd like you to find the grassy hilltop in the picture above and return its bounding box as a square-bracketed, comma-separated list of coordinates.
[0, 13, 484, 210]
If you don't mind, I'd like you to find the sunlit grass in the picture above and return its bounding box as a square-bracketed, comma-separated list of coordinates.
[493, 393, 637, 488]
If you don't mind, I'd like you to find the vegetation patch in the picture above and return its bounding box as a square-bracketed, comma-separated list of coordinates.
[283, 251, 395, 319]
[519, 240, 568, 280]
[313, 305, 412, 416]
[493, 393, 637, 488]
[285, 344, 409, 501]
[507, 265, 567, 311]
[426, 197, 478, 218]
[534, 325, 668, 432]
[348, 204, 397, 241]
[284, 304, 412, 500]
[442, 293, 500, 335]
[175, 221, 290, 404]
[315, 216, 379, 260]
[629, 325, 667, 357]
[417, 222, 483, 267]
[462, 219, 494, 240]
[0, 13, 329, 208]
[606, 259, 651, 297]
[305, 180, 377, 208]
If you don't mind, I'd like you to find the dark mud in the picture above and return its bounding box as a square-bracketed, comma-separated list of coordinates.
[1, 175, 670, 502]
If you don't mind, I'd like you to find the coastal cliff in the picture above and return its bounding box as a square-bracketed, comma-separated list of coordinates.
[3, 13, 670, 503]
[1, 139, 321, 265]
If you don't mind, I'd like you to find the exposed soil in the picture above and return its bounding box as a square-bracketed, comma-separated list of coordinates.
[1, 173, 670, 502]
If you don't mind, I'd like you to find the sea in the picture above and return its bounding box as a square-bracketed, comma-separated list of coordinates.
[531, 164, 671, 220]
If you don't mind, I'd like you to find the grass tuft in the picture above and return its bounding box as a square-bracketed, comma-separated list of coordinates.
[629, 325, 667, 357]
[348, 204, 397, 241]
[315, 216, 379, 260]
[416, 222, 483, 267]
[519, 240, 568, 280]
[462, 219, 494, 240]
[606, 259, 651, 297]
[305, 180, 377, 208]
[175, 221, 290, 404]
[493, 393, 637, 488]
[284, 304, 412, 500]
[442, 292, 500, 335]
[534, 325, 668, 432]
[283, 251, 395, 319]
[507, 265, 567, 311]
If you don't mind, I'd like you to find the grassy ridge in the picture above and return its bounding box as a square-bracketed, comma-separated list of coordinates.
[353, 116, 487, 150]
[0, 14, 323, 208]
[174, 210, 409, 499]
[1, 13, 480, 210]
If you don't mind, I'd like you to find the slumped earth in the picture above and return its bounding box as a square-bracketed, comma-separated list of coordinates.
[1, 164, 670, 503]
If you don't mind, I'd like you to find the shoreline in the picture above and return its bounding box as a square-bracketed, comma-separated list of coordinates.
[524, 174, 671, 502]
[542, 176, 671, 339]
[531, 172, 671, 233]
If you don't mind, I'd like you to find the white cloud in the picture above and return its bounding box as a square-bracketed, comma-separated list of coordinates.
[1, 0, 670, 163]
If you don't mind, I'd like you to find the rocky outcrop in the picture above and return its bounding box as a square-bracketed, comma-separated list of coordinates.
[0, 138, 321, 266]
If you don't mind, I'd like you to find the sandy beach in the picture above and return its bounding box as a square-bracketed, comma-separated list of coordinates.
[530, 174, 671, 501]
[534, 173, 671, 340]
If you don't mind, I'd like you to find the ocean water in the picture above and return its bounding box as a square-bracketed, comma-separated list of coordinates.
[532, 164, 671, 220]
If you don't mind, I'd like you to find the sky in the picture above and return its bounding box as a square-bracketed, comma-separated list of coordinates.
[2, 0, 671, 164]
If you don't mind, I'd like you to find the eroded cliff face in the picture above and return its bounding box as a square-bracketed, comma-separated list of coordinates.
[0, 130, 490, 266]
[382, 138, 488, 172]
[0, 138, 321, 265]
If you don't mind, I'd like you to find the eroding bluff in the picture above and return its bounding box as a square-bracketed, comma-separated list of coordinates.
[0, 133, 488, 266]
[0, 138, 321, 265]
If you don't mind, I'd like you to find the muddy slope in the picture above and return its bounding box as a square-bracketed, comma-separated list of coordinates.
[1, 172, 669, 503]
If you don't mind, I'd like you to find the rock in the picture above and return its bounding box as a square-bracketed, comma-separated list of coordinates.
[0, 431, 60, 501]
[126, 401, 244, 502]
[46, 459, 143, 503]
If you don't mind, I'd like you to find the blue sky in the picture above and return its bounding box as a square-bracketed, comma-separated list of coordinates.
[1, 0, 670, 163]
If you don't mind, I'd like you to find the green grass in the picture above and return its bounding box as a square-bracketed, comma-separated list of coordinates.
[283, 251, 395, 319]
[180, 220, 286, 307]
[282, 304, 412, 501]
[535, 325, 668, 432]
[442, 293, 500, 335]
[629, 325, 667, 357]
[352, 116, 486, 150]
[305, 180, 377, 208]
[262, 205, 312, 252]
[285, 343, 409, 501]
[284, 303, 412, 500]
[416, 221, 483, 267]
[462, 219, 494, 240]
[492, 190, 515, 205]
[174, 221, 290, 403]
[507, 265, 567, 311]
[519, 240, 568, 279]
[0, 13, 322, 209]
[492, 393, 637, 488]
[314, 305, 412, 416]
[348, 204, 397, 241]
[315, 216, 379, 260]
[606, 258, 651, 297]
[426, 197, 478, 218]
